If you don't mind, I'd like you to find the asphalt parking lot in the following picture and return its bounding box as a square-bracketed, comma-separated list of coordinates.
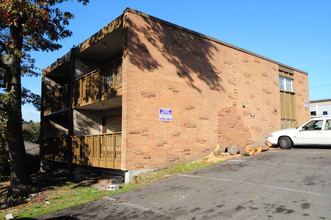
[36, 147, 331, 220]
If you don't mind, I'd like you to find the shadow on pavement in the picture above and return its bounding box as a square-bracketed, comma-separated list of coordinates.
[293, 145, 331, 149]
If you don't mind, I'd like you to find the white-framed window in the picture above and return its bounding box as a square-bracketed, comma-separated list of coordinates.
[279, 76, 293, 92]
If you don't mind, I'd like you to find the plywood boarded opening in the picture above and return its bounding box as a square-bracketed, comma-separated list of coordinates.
[279, 66, 297, 129]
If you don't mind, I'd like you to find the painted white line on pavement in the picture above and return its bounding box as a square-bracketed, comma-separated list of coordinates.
[291, 151, 331, 154]
[226, 159, 331, 169]
[104, 197, 117, 201]
[104, 197, 161, 213]
[227, 159, 247, 162]
[179, 174, 331, 199]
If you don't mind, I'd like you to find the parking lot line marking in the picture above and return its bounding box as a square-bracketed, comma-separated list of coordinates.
[227, 159, 247, 162]
[267, 150, 331, 155]
[104, 197, 161, 213]
[179, 174, 331, 198]
[291, 151, 331, 154]
[226, 159, 331, 169]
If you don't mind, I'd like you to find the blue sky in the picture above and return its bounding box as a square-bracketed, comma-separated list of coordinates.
[23, 0, 331, 121]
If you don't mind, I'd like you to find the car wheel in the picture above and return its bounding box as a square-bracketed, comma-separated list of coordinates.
[279, 137, 293, 149]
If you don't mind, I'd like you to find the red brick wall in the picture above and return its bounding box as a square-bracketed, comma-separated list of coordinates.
[121, 12, 309, 170]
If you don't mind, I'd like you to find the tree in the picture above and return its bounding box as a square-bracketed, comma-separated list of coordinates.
[0, 0, 88, 206]
[0, 95, 10, 181]
[23, 120, 40, 143]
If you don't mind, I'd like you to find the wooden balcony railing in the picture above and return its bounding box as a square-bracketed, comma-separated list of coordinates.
[73, 59, 122, 107]
[42, 133, 122, 169]
[43, 59, 122, 115]
[42, 136, 70, 163]
[72, 133, 122, 169]
[43, 84, 70, 115]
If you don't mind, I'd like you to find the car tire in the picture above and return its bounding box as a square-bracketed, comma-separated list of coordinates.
[279, 136, 293, 149]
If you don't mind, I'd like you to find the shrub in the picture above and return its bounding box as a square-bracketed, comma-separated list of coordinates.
[23, 121, 40, 144]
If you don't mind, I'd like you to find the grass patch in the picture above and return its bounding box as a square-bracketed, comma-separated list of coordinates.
[0, 159, 221, 218]
[0, 181, 136, 218]
[134, 161, 217, 185]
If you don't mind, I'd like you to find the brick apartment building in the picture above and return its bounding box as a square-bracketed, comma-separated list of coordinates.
[41, 8, 310, 180]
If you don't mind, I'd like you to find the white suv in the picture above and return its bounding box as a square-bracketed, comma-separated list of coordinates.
[267, 116, 331, 149]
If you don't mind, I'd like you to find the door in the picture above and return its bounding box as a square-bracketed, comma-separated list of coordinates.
[294, 119, 324, 145]
[323, 119, 331, 145]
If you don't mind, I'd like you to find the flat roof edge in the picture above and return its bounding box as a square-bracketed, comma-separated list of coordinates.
[44, 8, 308, 75]
[43, 14, 124, 74]
[42, 51, 71, 75]
[76, 14, 124, 54]
[310, 98, 331, 103]
[125, 8, 308, 75]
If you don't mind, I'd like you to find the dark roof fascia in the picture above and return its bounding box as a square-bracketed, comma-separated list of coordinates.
[124, 8, 308, 75]
[42, 51, 71, 76]
[75, 14, 124, 54]
[310, 98, 331, 103]
[43, 14, 124, 75]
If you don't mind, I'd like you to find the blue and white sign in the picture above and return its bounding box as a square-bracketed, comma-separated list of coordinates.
[323, 111, 328, 115]
[159, 108, 172, 121]
[304, 101, 309, 108]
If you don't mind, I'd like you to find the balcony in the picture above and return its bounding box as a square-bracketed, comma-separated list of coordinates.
[72, 133, 122, 169]
[43, 84, 70, 116]
[73, 59, 122, 108]
[42, 133, 122, 170]
[43, 59, 122, 115]
[42, 136, 70, 163]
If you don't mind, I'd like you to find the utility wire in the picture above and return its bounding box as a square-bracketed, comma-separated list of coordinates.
[310, 84, 331, 89]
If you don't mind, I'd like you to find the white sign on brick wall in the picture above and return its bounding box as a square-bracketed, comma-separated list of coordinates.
[159, 108, 172, 121]
[304, 101, 309, 108]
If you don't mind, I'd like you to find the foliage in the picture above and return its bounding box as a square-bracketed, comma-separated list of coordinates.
[0, 0, 91, 107]
[0, 160, 219, 218]
[0, 0, 89, 205]
[0, 0, 88, 54]
[134, 161, 216, 185]
[22, 87, 41, 111]
[0, 93, 10, 181]
[0, 145, 10, 181]
[22, 120, 40, 143]
[0, 140, 10, 181]
[0, 181, 126, 218]
[0, 0, 90, 110]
